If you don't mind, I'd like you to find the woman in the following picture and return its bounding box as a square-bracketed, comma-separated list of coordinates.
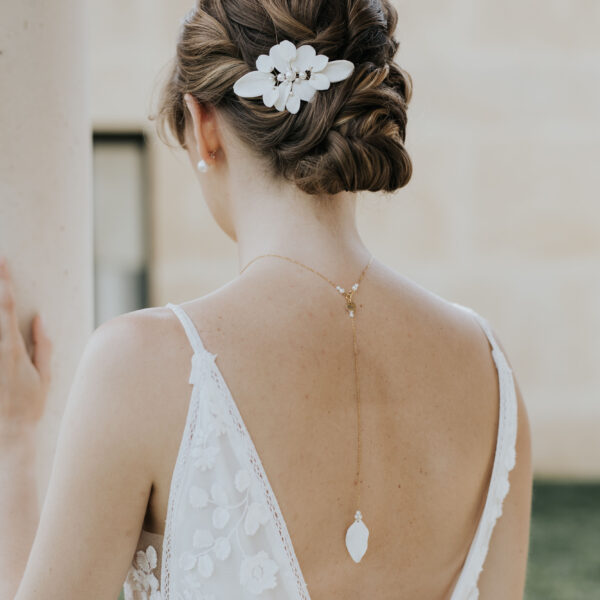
[0, 0, 532, 598]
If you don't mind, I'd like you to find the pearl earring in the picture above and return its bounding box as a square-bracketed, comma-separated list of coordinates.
[197, 151, 217, 173]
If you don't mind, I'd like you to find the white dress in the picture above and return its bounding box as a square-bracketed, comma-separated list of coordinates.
[123, 301, 518, 600]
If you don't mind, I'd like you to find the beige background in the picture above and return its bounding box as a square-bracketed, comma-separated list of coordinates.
[89, 0, 599, 478]
[0, 0, 93, 497]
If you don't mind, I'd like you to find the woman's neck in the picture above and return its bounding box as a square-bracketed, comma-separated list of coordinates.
[232, 183, 371, 278]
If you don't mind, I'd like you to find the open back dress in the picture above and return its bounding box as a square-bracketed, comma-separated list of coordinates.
[122, 300, 518, 600]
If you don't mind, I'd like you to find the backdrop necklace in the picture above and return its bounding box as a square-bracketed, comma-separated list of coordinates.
[239, 252, 374, 563]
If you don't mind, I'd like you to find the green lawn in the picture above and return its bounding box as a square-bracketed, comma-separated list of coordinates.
[119, 480, 600, 599]
[525, 480, 600, 599]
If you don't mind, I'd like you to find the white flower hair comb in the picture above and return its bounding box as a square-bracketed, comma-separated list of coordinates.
[233, 39, 355, 114]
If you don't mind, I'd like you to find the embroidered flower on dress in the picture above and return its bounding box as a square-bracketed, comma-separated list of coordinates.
[191, 443, 220, 471]
[125, 545, 162, 600]
[179, 550, 214, 580]
[213, 536, 232, 560]
[208, 397, 231, 436]
[244, 501, 271, 536]
[212, 506, 230, 529]
[195, 555, 215, 578]
[234, 469, 251, 492]
[239, 550, 279, 595]
[233, 39, 355, 114]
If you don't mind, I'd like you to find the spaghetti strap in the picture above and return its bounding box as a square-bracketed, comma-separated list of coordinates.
[449, 301, 519, 598]
[165, 302, 212, 357]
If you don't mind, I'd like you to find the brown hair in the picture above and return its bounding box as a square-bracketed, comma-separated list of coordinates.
[155, 0, 413, 196]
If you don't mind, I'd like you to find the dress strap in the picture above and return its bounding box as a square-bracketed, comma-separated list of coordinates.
[165, 302, 210, 357]
[449, 301, 519, 599]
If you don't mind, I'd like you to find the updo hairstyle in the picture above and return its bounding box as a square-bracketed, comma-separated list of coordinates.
[156, 0, 413, 195]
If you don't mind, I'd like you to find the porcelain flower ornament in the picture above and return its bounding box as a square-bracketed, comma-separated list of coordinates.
[233, 40, 355, 114]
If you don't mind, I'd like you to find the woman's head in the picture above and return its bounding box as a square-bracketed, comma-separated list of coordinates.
[156, 0, 413, 200]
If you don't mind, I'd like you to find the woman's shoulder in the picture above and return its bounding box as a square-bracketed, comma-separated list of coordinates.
[79, 306, 202, 466]
[371, 263, 506, 360]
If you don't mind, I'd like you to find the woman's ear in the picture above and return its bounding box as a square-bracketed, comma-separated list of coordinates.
[183, 93, 219, 163]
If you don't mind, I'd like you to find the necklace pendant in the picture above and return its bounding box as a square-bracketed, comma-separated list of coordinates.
[343, 290, 357, 318]
[345, 510, 369, 563]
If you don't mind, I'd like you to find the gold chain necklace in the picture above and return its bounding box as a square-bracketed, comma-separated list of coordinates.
[239, 252, 374, 563]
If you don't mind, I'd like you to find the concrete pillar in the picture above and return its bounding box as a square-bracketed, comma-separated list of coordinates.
[0, 1, 93, 498]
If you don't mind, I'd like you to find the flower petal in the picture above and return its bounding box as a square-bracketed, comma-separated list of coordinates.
[274, 80, 292, 111]
[286, 89, 301, 114]
[233, 71, 274, 98]
[193, 528, 214, 549]
[196, 554, 214, 578]
[256, 54, 274, 73]
[134, 550, 150, 573]
[321, 59, 354, 82]
[244, 509, 259, 536]
[244, 501, 270, 535]
[235, 469, 251, 492]
[213, 506, 230, 529]
[307, 72, 330, 90]
[311, 53, 329, 72]
[146, 545, 158, 570]
[239, 551, 279, 594]
[214, 536, 231, 560]
[262, 85, 279, 108]
[294, 79, 317, 102]
[270, 40, 297, 73]
[292, 44, 316, 72]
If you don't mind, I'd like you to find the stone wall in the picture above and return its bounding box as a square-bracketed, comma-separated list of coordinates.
[89, 0, 600, 477]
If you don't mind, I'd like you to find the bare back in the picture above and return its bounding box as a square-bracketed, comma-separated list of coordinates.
[137, 258, 531, 599]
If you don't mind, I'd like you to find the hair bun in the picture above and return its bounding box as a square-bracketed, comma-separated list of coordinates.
[289, 61, 412, 194]
[156, 0, 413, 195]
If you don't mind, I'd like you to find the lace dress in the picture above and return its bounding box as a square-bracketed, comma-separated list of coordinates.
[123, 300, 518, 600]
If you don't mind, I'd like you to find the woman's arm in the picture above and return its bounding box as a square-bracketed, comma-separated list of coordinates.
[0, 428, 40, 599]
[0, 258, 159, 599]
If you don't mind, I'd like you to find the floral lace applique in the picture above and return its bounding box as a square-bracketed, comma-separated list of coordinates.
[177, 364, 281, 596]
[240, 550, 280, 594]
[163, 303, 308, 600]
[124, 545, 162, 600]
[178, 463, 278, 596]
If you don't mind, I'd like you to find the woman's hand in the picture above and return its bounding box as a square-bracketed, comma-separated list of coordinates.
[0, 257, 52, 440]
[0, 256, 53, 598]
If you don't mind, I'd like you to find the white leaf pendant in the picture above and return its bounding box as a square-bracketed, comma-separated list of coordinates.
[345, 510, 369, 563]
